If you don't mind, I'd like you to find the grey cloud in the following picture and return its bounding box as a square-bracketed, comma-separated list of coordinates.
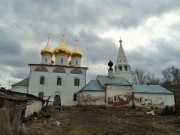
[128, 38, 180, 79]
[10, 67, 29, 79]
[0, 31, 22, 56]
[78, 30, 118, 64]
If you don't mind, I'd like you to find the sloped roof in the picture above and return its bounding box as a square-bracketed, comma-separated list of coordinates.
[79, 80, 104, 92]
[133, 85, 173, 94]
[97, 75, 131, 85]
[12, 78, 29, 86]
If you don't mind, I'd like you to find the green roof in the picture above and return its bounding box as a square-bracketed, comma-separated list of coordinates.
[97, 75, 131, 85]
[12, 78, 29, 86]
[79, 80, 104, 92]
[133, 85, 173, 94]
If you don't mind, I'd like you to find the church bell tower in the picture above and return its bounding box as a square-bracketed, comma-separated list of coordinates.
[114, 38, 132, 83]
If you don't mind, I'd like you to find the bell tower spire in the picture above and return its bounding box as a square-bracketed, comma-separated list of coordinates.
[117, 37, 128, 64]
[114, 37, 132, 83]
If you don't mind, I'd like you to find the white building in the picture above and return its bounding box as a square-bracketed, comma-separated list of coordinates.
[12, 35, 88, 106]
[77, 39, 175, 108]
[12, 35, 175, 108]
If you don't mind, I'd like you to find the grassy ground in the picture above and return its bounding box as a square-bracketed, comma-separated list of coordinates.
[23, 107, 180, 135]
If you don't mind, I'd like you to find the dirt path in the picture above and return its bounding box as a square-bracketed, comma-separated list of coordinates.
[23, 108, 180, 135]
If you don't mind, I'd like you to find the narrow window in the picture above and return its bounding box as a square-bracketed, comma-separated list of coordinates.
[39, 92, 44, 98]
[119, 66, 122, 71]
[76, 60, 78, 65]
[114, 97, 116, 101]
[74, 93, 77, 101]
[124, 65, 128, 71]
[74, 78, 80, 86]
[61, 58, 63, 64]
[45, 58, 47, 62]
[40, 76, 45, 85]
[57, 77, 62, 85]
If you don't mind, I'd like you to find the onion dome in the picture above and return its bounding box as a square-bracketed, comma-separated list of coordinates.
[53, 34, 71, 56]
[71, 39, 83, 58]
[41, 37, 53, 56]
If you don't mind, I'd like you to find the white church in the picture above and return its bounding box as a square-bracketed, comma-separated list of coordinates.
[12, 35, 175, 108]
[12, 34, 88, 106]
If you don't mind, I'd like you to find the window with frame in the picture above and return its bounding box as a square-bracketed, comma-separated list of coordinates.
[40, 76, 45, 85]
[45, 58, 47, 62]
[39, 92, 44, 99]
[74, 78, 80, 86]
[57, 77, 62, 85]
[73, 93, 77, 101]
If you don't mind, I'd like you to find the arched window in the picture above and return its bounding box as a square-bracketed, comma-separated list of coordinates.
[74, 77, 80, 86]
[40, 76, 45, 85]
[119, 66, 122, 71]
[57, 77, 62, 85]
[124, 65, 128, 71]
[54, 95, 61, 106]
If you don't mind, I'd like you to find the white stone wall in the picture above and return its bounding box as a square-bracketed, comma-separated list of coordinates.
[72, 57, 81, 67]
[77, 91, 105, 105]
[41, 55, 52, 64]
[134, 93, 175, 108]
[25, 100, 43, 117]
[106, 85, 133, 107]
[11, 86, 28, 93]
[55, 55, 69, 66]
[28, 65, 87, 106]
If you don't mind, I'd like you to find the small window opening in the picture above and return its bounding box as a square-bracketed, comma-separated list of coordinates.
[74, 78, 80, 86]
[74, 93, 77, 101]
[61, 58, 63, 64]
[40, 76, 45, 85]
[39, 92, 44, 99]
[57, 77, 62, 85]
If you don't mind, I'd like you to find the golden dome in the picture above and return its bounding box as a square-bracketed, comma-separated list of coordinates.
[41, 37, 53, 56]
[53, 35, 71, 56]
[71, 39, 83, 58]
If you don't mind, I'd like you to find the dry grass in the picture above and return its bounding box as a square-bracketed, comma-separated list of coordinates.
[23, 107, 180, 135]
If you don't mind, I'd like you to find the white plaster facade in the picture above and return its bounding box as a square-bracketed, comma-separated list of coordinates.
[41, 54, 52, 65]
[25, 99, 43, 117]
[134, 93, 175, 108]
[77, 91, 105, 105]
[28, 64, 87, 106]
[12, 86, 28, 93]
[106, 85, 133, 107]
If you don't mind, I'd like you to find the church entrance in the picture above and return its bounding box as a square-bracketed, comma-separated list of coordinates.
[53, 95, 61, 106]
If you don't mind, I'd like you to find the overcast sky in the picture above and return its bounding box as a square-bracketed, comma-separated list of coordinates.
[0, 0, 180, 88]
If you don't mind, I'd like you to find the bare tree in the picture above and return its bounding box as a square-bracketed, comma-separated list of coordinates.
[132, 69, 159, 84]
[162, 66, 180, 85]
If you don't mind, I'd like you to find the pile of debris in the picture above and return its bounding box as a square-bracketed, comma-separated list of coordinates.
[21, 111, 63, 135]
[144, 106, 178, 116]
